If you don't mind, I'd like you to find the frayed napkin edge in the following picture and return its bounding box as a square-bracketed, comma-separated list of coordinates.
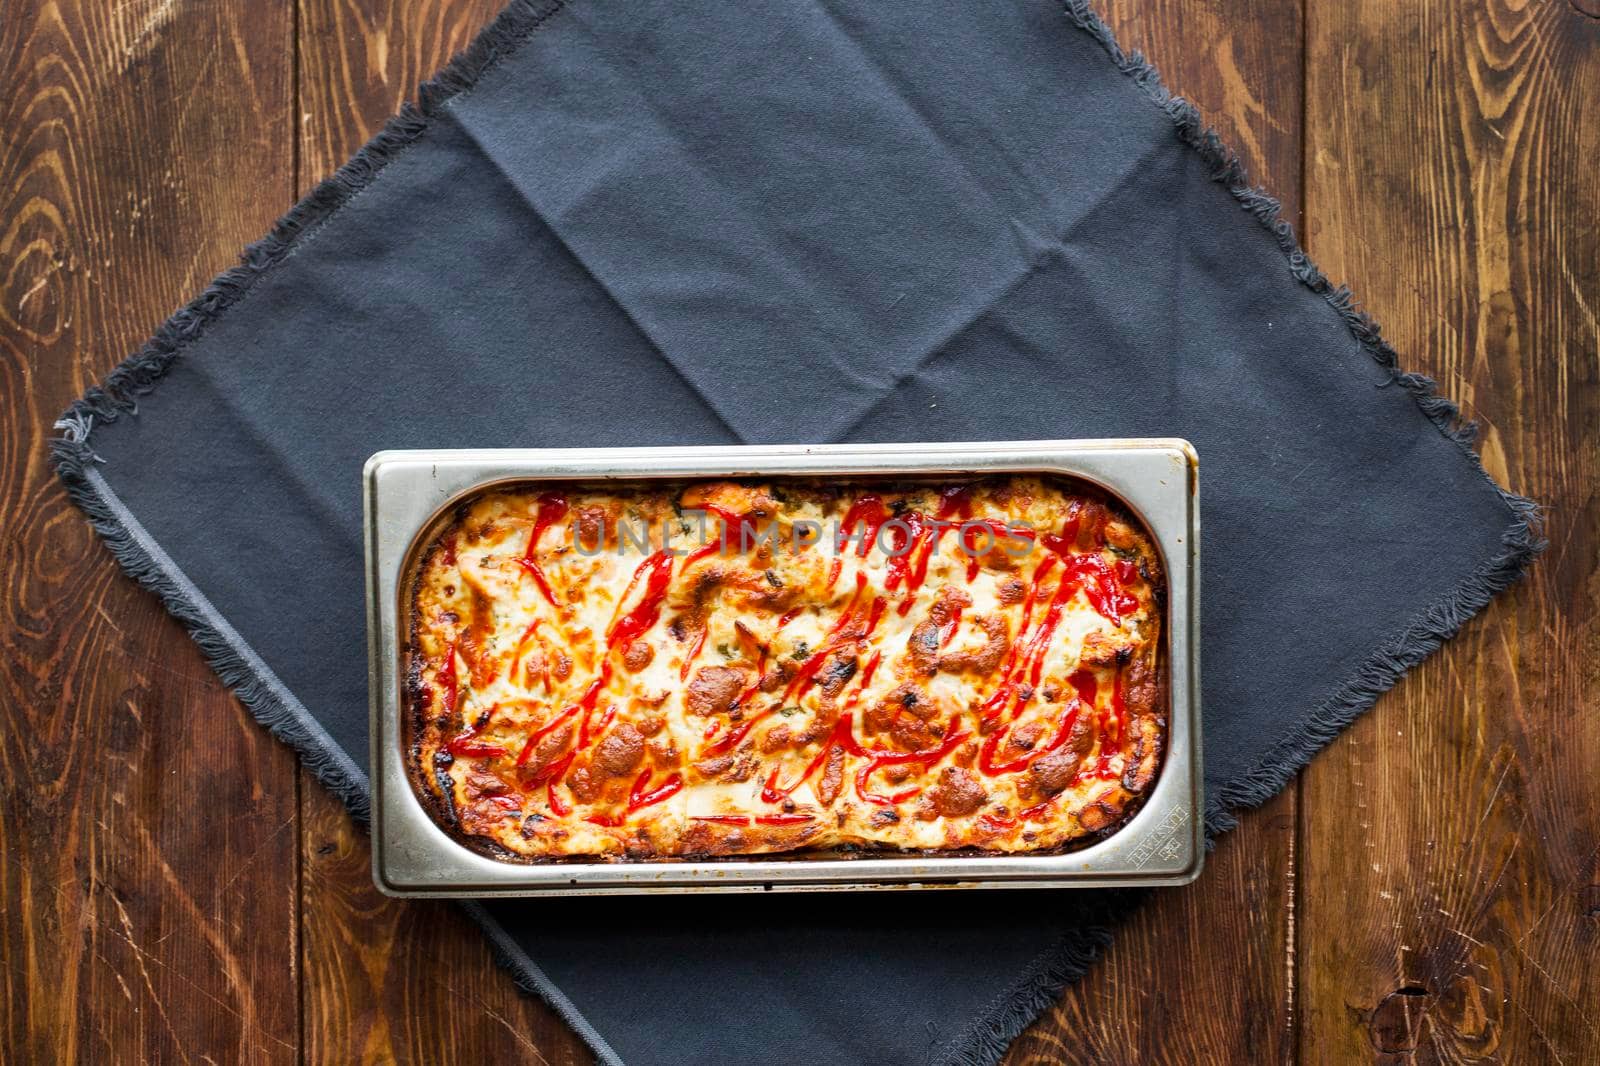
[935, 5, 1545, 1060]
[1056, 0, 1548, 831]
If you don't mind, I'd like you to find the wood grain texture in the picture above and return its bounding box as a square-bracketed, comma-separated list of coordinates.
[1006, 2, 1303, 1061]
[0, 1, 299, 1063]
[301, 792, 591, 1066]
[1299, 1, 1599, 1062]
[5, 0, 1595, 1062]
[294, 1, 592, 1061]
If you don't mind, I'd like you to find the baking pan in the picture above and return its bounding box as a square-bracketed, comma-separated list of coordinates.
[366, 440, 1201, 896]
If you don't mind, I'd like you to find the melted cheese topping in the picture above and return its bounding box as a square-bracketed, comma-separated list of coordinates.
[408, 476, 1166, 861]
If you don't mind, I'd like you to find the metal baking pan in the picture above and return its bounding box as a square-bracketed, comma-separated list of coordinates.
[365, 440, 1201, 896]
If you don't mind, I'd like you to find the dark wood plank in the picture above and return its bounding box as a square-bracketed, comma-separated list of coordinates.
[1008, 2, 1302, 1059]
[294, 2, 592, 1061]
[301, 793, 592, 1065]
[0, 1, 299, 1063]
[1299, 1, 1599, 1061]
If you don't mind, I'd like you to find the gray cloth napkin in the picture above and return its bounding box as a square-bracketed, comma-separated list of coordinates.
[54, 1, 1540, 1063]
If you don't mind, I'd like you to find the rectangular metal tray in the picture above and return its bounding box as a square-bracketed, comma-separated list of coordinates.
[366, 440, 1202, 896]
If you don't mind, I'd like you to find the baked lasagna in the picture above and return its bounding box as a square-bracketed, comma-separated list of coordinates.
[407, 476, 1166, 860]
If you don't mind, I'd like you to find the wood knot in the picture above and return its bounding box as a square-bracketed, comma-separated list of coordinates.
[1366, 985, 1434, 1054]
[1583, 883, 1600, 919]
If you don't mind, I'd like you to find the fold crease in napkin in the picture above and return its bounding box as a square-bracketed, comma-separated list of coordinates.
[53, 2, 1541, 1063]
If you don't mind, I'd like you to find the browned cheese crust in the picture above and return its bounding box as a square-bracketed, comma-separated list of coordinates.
[407, 476, 1166, 861]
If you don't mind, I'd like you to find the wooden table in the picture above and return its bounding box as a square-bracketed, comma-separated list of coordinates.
[3, 1, 1594, 1061]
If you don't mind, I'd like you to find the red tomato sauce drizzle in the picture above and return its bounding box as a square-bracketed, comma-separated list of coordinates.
[836, 495, 887, 557]
[703, 572, 873, 758]
[585, 769, 685, 827]
[684, 504, 763, 567]
[935, 485, 973, 520]
[760, 711, 971, 808]
[454, 484, 1142, 827]
[447, 699, 505, 758]
[679, 624, 709, 681]
[607, 550, 676, 651]
[843, 649, 882, 711]
[941, 606, 964, 647]
[516, 493, 569, 606]
[978, 555, 1059, 722]
[1083, 669, 1126, 781]
[436, 639, 460, 719]
[979, 696, 1084, 776]
[854, 725, 970, 805]
[511, 618, 545, 688]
